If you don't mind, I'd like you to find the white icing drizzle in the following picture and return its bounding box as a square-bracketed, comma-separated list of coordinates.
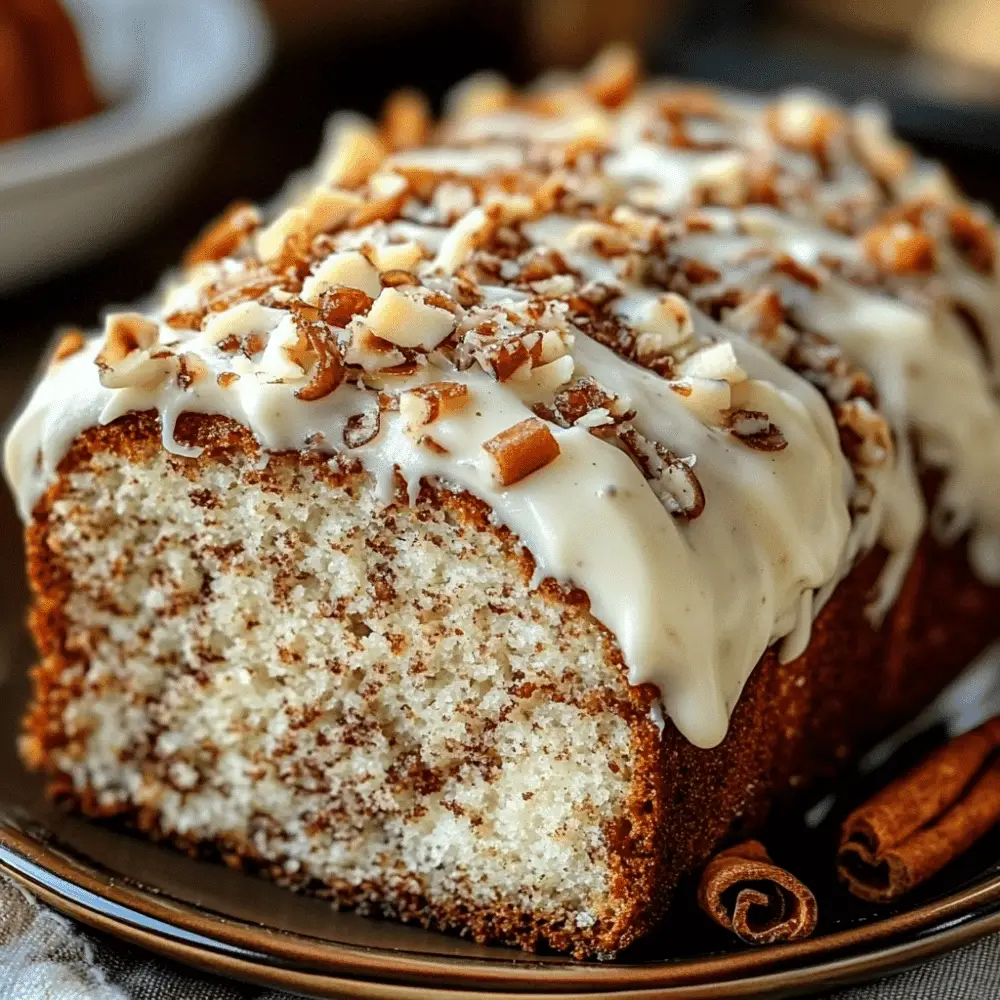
[7, 53, 998, 747]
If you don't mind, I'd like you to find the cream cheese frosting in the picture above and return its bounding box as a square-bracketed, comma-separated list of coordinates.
[7, 49, 998, 747]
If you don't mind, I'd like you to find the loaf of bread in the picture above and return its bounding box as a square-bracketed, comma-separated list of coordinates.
[6, 48, 1000, 958]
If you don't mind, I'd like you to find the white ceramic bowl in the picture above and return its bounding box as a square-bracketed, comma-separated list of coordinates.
[0, 0, 271, 293]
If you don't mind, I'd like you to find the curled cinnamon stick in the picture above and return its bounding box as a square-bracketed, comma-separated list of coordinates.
[838, 717, 1000, 903]
[698, 840, 818, 944]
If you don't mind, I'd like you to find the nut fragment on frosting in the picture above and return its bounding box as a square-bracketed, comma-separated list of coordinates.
[619, 426, 705, 519]
[724, 408, 788, 452]
[51, 330, 85, 365]
[400, 382, 471, 430]
[380, 88, 431, 150]
[321, 115, 386, 189]
[183, 201, 260, 268]
[95, 313, 174, 389]
[302, 251, 383, 303]
[365, 287, 456, 349]
[483, 418, 561, 486]
[765, 92, 845, 157]
[634, 293, 695, 357]
[862, 222, 935, 274]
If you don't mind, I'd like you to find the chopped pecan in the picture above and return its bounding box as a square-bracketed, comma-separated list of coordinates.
[98, 313, 158, 366]
[380, 88, 431, 150]
[419, 435, 449, 455]
[679, 257, 722, 285]
[473, 334, 536, 382]
[343, 409, 381, 448]
[483, 418, 561, 486]
[176, 353, 209, 389]
[618, 425, 705, 519]
[948, 207, 995, 275]
[724, 408, 788, 451]
[291, 319, 345, 402]
[380, 269, 420, 288]
[319, 287, 375, 328]
[836, 398, 892, 468]
[400, 382, 470, 429]
[183, 201, 260, 268]
[518, 247, 572, 283]
[584, 45, 638, 109]
[765, 95, 846, 162]
[534, 377, 633, 430]
[723, 289, 785, 340]
[773, 254, 821, 289]
[51, 330, 85, 364]
[862, 222, 935, 274]
[164, 310, 204, 331]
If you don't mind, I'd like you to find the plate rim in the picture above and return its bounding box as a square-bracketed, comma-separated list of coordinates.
[2, 813, 1000, 996]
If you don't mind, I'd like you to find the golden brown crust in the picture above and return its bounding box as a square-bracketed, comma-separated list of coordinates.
[18, 412, 1000, 957]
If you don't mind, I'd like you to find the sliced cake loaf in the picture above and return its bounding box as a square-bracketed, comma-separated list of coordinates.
[6, 49, 1000, 956]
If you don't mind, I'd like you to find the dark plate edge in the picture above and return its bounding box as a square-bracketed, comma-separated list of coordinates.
[4, 845, 1000, 999]
[3, 815, 1000, 995]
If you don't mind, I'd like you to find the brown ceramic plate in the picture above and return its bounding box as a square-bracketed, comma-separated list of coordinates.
[2, 603, 1000, 999]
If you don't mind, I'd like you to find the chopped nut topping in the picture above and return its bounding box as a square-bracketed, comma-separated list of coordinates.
[667, 376, 733, 423]
[321, 116, 386, 189]
[722, 289, 785, 342]
[567, 221, 630, 257]
[51, 330, 85, 364]
[345, 326, 406, 371]
[176, 353, 208, 389]
[380, 269, 419, 288]
[680, 342, 747, 384]
[302, 251, 382, 304]
[618, 426, 705, 519]
[948, 207, 995, 275]
[851, 106, 912, 182]
[49, 52, 935, 571]
[765, 94, 846, 159]
[836, 398, 892, 468]
[724, 408, 788, 451]
[366, 287, 456, 349]
[534, 376, 633, 430]
[289, 318, 345, 402]
[419, 435, 449, 455]
[400, 382, 471, 429]
[183, 201, 260, 268]
[363, 240, 427, 273]
[862, 222, 936, 274]
[380, 89, 431, 150]
[319, 287, 375, 328]
[483, 418, 561, 486]
[343, 409, 381, 448]
[773, 254, 822, 289]
[474, 336, 533, 381]
[584, 44, 639, 108]
[634, 292, 695, 359]
[98, 313, 158, 365]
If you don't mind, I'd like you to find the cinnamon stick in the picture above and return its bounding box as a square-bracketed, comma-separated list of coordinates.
[838, 717, 1000, 902]
[698, 840, 818, 944]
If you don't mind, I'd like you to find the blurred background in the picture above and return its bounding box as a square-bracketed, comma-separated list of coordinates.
[4, 0, 1000, 358]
